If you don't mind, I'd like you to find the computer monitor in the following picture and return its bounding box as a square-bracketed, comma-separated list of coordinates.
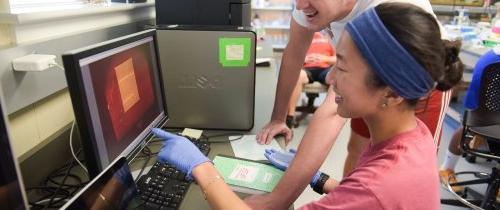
[62, 29, 168, 177]
[60, 157, 137, 210]
[156, 0, 251, 27]
[0, 93, 29, 209]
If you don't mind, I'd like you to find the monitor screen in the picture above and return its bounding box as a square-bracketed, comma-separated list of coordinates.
[0, 97, 28, 210]
[63, 30, 167, 177]
[61, 157, 137, 210]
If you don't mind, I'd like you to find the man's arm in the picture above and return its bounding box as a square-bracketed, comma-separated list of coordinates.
[246, 87, 348, 209]
[257, 19, 315, 144]
[271, 19, 314, 122]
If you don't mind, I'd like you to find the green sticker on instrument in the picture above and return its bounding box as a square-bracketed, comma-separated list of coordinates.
[219, 38, 251, 67]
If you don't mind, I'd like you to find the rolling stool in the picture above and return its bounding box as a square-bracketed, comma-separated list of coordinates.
[294, 81, 328, 125]
[440, 62, 500, 210]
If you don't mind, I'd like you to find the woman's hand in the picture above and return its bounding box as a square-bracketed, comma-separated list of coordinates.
[152, 128, 210, 180]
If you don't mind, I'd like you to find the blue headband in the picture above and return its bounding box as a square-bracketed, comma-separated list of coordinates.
[346, 8, 434, 99]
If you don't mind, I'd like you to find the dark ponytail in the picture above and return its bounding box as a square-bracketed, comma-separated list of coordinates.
[437, 40, 464, 91]
[372, 3, 464, 93]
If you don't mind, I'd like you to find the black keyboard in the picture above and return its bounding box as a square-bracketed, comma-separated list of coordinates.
[136, 135, 210, 210]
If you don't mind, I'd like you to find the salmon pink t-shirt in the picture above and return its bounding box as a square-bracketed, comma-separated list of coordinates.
[303, 32, 335, 69]
[300, 119, 440, 210]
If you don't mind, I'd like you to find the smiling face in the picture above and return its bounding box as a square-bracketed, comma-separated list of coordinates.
[326, 31, 388, 119]
[295, 0, 355, 31]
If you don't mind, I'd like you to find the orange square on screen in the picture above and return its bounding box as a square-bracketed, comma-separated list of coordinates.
[115, 58, 140, 112]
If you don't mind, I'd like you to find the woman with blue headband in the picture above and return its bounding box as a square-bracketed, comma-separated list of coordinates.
[152, 3, 463, 209]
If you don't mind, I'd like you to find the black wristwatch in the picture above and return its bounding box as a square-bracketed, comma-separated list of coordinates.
[312, 172, 330, 195]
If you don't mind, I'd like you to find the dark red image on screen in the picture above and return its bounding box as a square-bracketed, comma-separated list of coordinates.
[88, 42, 161, 160]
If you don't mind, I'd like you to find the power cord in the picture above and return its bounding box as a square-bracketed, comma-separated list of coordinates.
[26, 150, 88, 209]
[147, 137, 165, 144]
[42, 159, 75, 210]
[150, 128, 244, 142]
[201, 133, 244, 142]
[27, 149, 89, 209]
[69, 121, 88, 173]
[27, 186, 69, 209]
[135, 146, 153, 179]
[153, 127, 242, 140]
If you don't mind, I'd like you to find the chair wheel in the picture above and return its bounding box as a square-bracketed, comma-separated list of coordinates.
[465, 155, 476, 163]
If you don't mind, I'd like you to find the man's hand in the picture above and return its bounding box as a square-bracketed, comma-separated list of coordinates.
[304, 53, 324, 63]
[256, 120, 293, 145]
[305, 53, 337, 65]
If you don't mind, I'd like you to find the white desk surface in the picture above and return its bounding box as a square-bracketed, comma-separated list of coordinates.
[250, 59, 279, 134]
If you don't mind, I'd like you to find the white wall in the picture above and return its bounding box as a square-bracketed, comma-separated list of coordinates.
[0, 2, 155, 160]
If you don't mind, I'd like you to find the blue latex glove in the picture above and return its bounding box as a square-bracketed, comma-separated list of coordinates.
[264, 148, 322, 187]
[264, 148, 297, 170]
[151, 128, 210, 180]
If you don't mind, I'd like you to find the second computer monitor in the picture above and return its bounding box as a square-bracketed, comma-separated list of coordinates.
[155, 0, 251, 27]
[0, 92, 28, 210]
[63, 30, 167, 177]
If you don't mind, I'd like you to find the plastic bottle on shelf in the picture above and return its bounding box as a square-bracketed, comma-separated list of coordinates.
[454, 9, 470, 26]
[254, 0, 263, 8]
[264, 0, 270, 7]
[253, 14, 266, 40]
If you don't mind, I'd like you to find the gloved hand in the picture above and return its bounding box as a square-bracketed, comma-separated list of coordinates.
[151, 128, 210, 180]
[264, 149, 322, 187]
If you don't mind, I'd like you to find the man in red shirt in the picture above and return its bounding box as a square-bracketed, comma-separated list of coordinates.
[287, 32, 336, 128]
